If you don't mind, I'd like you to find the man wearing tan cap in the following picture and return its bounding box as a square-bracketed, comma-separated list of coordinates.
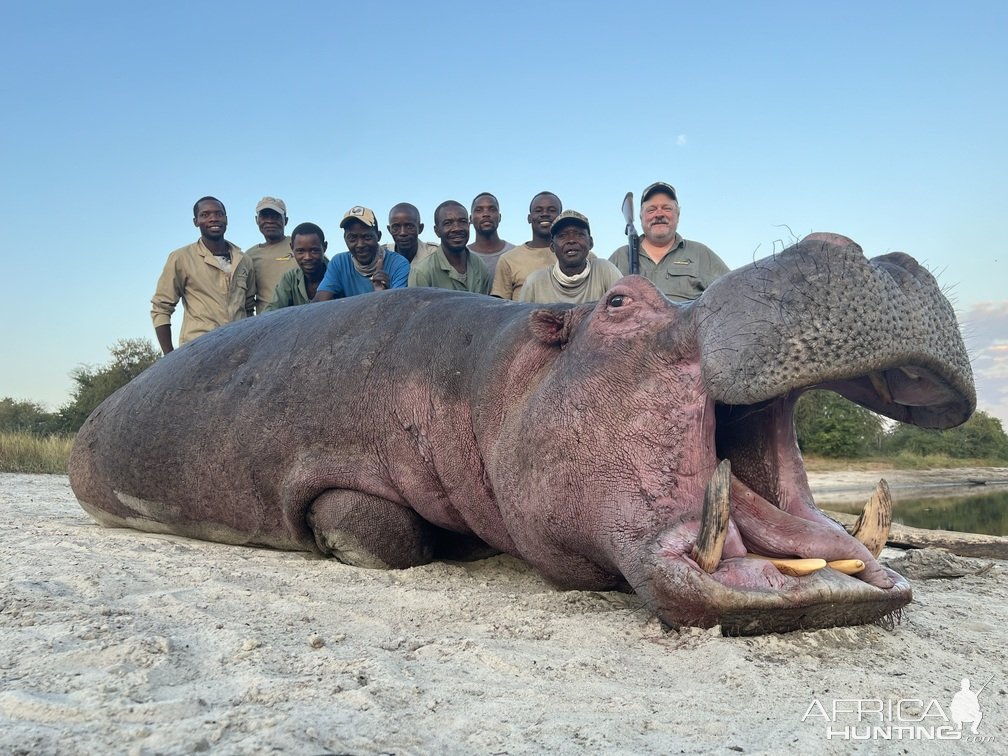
[609, 182, 728, 301]
[491, 191, 563, 300]
[312, 206, 410, 301]
[245, 196, 296, 313]
[520, 210, 622, 305]
[151, 196, 255, 354]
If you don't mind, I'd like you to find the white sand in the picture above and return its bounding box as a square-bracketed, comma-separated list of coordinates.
[1, 472, 1004, 754]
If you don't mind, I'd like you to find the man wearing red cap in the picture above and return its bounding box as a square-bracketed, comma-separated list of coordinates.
[609, 182, 728, 301]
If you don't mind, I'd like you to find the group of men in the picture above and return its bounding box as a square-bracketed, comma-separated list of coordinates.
[150, 184, 729, 353]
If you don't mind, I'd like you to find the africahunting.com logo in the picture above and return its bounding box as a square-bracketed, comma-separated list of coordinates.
[802, 675, 995, 743]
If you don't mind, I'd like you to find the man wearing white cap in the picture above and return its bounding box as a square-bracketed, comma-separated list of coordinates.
[609, 182, 728, 301]
[245, 196, 296, 313]
[312, 206, 410, 301]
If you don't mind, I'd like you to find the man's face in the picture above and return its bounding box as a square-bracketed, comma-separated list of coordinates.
[528, 194, 562, 239]
[435, 204, 471, 253]
[291, 233, 327, 276]
[256, 208, 286, 243]
[550, 223, 593, 274]
[388, 208, 423, 252]
[640, 191, 680, 245]
[470, 195, 501, 236]
[194, 199, 227, 241]
[343, 220, 380, 265]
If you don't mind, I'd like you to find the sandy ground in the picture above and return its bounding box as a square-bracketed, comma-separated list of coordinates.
[1, 472, 1005, 755]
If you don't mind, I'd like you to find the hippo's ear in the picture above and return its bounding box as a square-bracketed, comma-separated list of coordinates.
[529, 308, 573, 347]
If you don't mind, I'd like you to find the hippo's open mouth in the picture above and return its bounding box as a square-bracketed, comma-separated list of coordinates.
[646, 361, 970, 635]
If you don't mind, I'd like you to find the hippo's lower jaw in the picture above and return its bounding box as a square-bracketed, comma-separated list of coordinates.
[635, 381, 927, 635]
[636, 466, 910, 635]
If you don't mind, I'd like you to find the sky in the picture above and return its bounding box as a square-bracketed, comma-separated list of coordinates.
[2, 1, 1006, 427]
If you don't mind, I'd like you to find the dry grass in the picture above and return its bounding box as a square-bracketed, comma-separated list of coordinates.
[0, 431, 73, 474]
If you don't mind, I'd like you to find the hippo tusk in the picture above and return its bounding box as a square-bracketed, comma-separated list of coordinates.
[691, 459, 732, 573]
[848, 479, 892, 558]
[869, 371, 894, 405]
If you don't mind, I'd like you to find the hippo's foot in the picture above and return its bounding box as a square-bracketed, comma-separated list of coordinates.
[308, 489, 438, 569]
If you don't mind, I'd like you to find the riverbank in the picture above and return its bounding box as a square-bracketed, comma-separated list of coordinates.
[1, 473, 1005, 753]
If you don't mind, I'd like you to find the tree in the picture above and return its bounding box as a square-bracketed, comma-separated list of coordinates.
[0, 397, 60, 435]
[58, 339, 160, 432]
[884, 409, 1008, 460]
[794, 390, 885, 458]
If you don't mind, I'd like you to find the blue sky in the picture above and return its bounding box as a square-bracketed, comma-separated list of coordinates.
[2, 1, 1006, 425]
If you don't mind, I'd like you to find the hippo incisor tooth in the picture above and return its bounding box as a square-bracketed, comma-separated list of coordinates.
[868, 370, 895, 404]
[746, 555, 828, 577]
[827, 559, 866, 574]
[691, 459, 732, 573]
[849, 479, 892, 558]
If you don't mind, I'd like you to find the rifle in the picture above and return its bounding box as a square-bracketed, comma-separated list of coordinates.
[622, 192, 640, 275]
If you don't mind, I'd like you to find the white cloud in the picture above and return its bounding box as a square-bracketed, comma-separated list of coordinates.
[962, 302, 1008, 428]
[676, 134, 687, 146]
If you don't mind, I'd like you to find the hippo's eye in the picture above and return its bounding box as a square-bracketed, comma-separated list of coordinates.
[608, 294, 629, 308]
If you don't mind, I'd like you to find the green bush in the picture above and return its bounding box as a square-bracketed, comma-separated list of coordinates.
[884, 410, 1008, 461]
[795, 390, 884, 458]
[57, 338, 160, 432]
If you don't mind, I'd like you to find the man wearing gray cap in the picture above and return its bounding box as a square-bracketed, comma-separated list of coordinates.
[520, 210, 622, 305]
[609, 182, 728, 301]
[245, 196, 296, 313]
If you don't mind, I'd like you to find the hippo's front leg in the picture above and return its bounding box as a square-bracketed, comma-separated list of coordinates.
[307, 489, 437, 569]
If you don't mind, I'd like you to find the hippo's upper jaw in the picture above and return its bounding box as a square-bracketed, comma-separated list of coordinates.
[602, 234, 975, 635]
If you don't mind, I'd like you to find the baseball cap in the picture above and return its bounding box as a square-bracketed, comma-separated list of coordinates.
[641, 182, 678, 202]
[339, 206, 379, 230]
[550, 209, 591, 236]
[255, 196, 287, 216]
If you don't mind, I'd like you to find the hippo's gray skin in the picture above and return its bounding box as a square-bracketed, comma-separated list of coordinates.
[70, 233, 975, 635]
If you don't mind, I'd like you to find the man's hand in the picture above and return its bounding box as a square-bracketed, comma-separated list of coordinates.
[372, 271, 390, 290]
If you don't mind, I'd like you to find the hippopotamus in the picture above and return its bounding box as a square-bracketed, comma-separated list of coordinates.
[69, 233, 975, 635]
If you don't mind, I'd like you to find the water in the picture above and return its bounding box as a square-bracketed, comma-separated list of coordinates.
[823, 486, 1008, 536]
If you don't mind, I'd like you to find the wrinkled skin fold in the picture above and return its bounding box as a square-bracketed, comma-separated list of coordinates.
[70, 233, 975, 635]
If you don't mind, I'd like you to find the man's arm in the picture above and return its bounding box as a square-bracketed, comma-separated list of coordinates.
[150, 254, 181, 355]
[154, 325, 174, 355]
[242, 259, 257, 316]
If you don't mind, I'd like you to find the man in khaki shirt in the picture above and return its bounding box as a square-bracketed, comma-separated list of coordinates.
[491, 191, 563, 300]
[609, 181, 728, 301]
[244, 196, 296, 313]
[382, 202, 440, 267]
[151, 196, 256, 354]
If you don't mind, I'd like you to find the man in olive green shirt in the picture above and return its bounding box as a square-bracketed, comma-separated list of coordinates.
[265, 222, 329, 311]
[151, 196, 255, 354]
[609, 181, 728, 302]
[491, 191, 563, 300]
[245, 196, 296, 313]
[409, 200, 491, 294]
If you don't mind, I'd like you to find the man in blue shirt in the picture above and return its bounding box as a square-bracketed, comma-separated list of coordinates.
[313, 206, 410, 301]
